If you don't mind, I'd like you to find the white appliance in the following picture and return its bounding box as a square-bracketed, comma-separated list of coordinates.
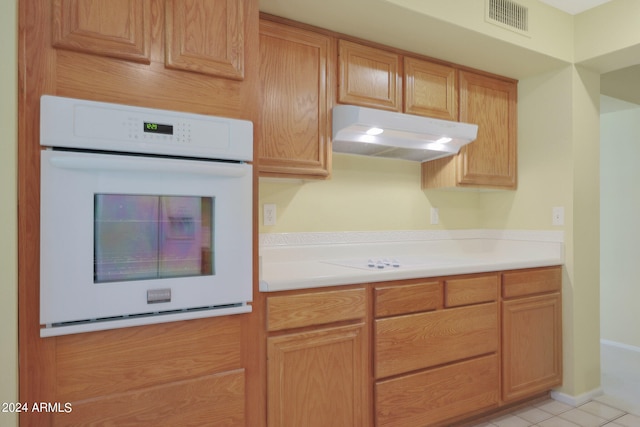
[332, 105, 478, 162]
[39, 95, 253, 337]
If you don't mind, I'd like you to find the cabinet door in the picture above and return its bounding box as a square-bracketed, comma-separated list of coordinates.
[502, 293, 562, 402]
[458, 71, 517, 189]
[52, 0, 151, 63]
[267, 323, 369, 427]
[259, 20, 334, 178]
[165, 0, 245, 79]
[422, 71, 517, 190]
[404, 57, 457, 121]
[338, 40, 401, 111]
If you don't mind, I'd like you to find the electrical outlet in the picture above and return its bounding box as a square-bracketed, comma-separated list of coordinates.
[263, 204, 276, 226]
[430, 207, 439, 225]
[552, 207, 564, 226]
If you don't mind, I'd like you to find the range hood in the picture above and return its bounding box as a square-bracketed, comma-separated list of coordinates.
[332, 105, 478, 162]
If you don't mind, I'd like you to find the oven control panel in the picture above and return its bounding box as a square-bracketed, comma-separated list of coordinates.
[40, 95, 253, 162]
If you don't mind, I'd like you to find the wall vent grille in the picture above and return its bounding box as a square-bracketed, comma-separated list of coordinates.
[486, 0, 529, 36]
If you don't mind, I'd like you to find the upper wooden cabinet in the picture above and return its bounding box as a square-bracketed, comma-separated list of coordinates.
[404, 57, 457, 121]
[53, 0, 246, 79]
[52, 0, 152, 63]
[165, 0, 245, 79]
[338, 40, 402, 111]
[337, 40, 458, 121]
[422, 71, 517, 190]
[258, 19, 334, 178]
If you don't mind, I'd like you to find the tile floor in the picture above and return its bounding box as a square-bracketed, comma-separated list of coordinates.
[472, 399, 640, 427]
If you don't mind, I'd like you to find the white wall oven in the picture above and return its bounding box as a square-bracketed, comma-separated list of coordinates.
[39, 96, 253, 337]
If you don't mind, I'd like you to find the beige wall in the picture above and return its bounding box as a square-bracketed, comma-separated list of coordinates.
[0, 0, 18, 426]
[259, 155, 481, 233]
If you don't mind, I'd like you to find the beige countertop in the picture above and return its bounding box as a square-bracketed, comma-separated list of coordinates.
[259, 230, 564, 292]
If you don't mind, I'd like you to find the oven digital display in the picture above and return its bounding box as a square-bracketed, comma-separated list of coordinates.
[144, 122, 173, 135]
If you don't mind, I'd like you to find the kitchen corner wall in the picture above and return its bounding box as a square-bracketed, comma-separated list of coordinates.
[0, 0, 18, 426]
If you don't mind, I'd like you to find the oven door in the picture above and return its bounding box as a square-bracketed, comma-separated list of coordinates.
[40, 149, 252, 336]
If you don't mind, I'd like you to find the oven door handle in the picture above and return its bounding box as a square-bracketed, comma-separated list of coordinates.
[47, 155, 249, 177]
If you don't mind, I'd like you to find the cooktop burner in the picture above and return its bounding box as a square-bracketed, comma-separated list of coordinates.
[323, 255, 462, 271]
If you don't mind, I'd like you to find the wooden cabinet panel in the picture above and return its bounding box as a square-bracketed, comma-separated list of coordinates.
[52, 0, 151, 63]
[259, 19, 333, 178]
[502, 293, 562, 402]
[374, 280, 442, 317]
[54, 369, 245, 426]
[267, 288, 366, 332]
[502, 266, 562, 299]
[422, 71, 517, 190]
[376, 354, 499, 427]
[338, 40, 401, 111]
[445, 274, 498, 307]
[268, 323, 368, 427]
[457, 71, 517, 188]
[166, 0, 245, 79]
[55, 316, 242, 402]
[404, 57, 457, 121]
[375, 302, 498, 378]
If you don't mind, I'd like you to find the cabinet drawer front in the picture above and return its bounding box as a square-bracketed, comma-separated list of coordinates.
[267, 288, 366, 332]
[502, 266, 561, 298]
[375, 303, 498, 378]
[375, 354, 499, 427]
[445, 274, 498, 307]
[375, 281, 441, 317]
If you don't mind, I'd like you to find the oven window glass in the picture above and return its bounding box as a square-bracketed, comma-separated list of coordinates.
[94, 195, 214, 283]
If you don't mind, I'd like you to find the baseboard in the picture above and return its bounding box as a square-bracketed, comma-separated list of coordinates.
[551, 388, 604, 407]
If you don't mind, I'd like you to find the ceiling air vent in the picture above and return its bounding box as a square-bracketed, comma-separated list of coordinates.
[486, 0, 529, 36]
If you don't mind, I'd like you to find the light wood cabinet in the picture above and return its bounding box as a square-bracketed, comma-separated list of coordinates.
[52, 0, 152, 63]
[165, 0, 246, 79]
[373, 275, 500, 427]
[422, 70, 518, 190]
[53, 0, 246, 79]
[338, 40, 402, 111]
[258, 19, 334, 179]
[337, 40, 459, 121]
[404, 56, 458, 121]
[502, 267, 563, 402]
[263, 267, 561, 427]
[266, 288, 369, 426]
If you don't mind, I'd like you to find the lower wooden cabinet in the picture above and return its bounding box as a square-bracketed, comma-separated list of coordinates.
[502, 267, 563, 402]
[267, 323, 368, 427]
[264, 267, 562, 427]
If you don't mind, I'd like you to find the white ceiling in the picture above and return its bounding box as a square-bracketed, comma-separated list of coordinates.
[537, 0, 611, 15]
